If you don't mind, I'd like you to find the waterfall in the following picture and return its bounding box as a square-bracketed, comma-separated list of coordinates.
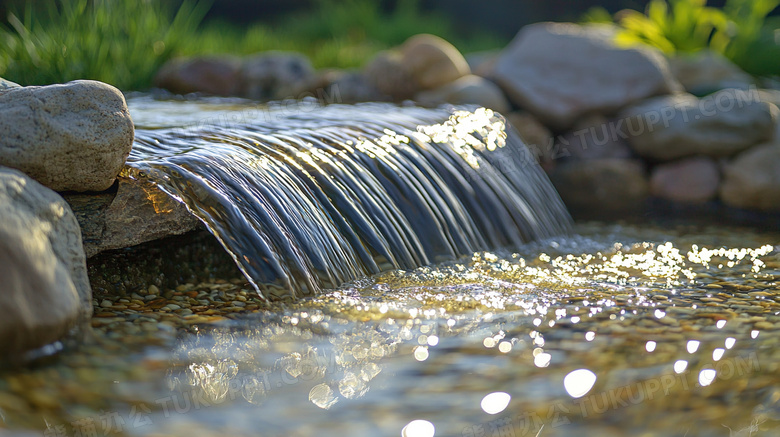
[127, 102, 571, 300]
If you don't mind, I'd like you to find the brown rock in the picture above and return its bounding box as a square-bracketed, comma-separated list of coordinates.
[154, 56, 242, 96]
[400, 34, 470, 90]
[550, 159, 649, 211]
[64, 177, 200, 258]
[364, 50, 419, 101]
[238, 51, 315, 101]
[720, 144, 780, 211]
[650, 157, 720, 203]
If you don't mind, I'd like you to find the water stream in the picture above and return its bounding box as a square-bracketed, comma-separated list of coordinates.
[127, 98, 571, 299]
[0, 98, 778, 437]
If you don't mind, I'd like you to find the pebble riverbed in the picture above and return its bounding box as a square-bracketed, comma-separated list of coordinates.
[1, 221, 780, 437]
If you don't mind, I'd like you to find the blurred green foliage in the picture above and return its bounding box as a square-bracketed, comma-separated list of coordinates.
[0, 0, 504, 90]
[584, 0, 780, 76]
[0, 0, 210, 90]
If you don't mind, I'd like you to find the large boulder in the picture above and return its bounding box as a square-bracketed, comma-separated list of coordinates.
[620, 89, 777, 161]
[238, 51, 316, 101]
[415, 74, 510, 113]
[154, 56, 243, 96]
[0, 167, 90, 354]
[720, 144, 780, 211]
[0, 80, 134, 192]
[668, 51, 753, 95]
[549, 159, 649, 211]
[490, 22, 681, 129]
[650, 156, 720, 203]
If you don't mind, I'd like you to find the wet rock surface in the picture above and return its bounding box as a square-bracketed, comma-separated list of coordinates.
[64, 177, 200, 258]
[0, 80, 134, 192]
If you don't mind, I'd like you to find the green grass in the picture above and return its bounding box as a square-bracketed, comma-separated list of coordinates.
[583, 0, 780, 76]
[0, 0, 505, 91]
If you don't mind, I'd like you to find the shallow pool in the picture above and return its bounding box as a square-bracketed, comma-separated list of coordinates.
[2, 221, 779, 437]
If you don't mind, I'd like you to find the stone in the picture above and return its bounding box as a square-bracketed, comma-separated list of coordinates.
[309, 70, 387, 104]
[364, 34, 471, 102]
[154, 56, 242, 96]
[557, 115, 633, 161]
[549, 159, 649, 211]
[720, 144, 780, 211]
[414, 75, 510, 113]
[238, 51, 315, 101]
[669, 51, 753, 95]
[650, 157, 720, 203]
[0, 167, 90, 353]
[465, 50, 500, 77]
[504, 112, 555, 167]
[0, 80, 134, 192]
[0, 77, 20, 90]
[64, 177, 200, 258]
[490, 22, 681, 129]
[400, 34, 470, 90]
[620, 89, 777, 161]
[364, 50, 420, 101]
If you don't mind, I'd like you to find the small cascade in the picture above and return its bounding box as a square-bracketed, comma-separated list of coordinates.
[127, 102, 571, 300]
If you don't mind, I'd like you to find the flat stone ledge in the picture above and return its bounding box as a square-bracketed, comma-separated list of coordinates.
[64, 177, 200, 258]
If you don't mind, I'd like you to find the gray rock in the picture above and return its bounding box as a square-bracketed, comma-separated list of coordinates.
[64, 177, 200, 258]
[490, 22, 681, 129]
[0, 167, 89, 353]
[364, 50, 420, 101]
[558, 115, 633, 161]
[415, 75, 510, 113]
[309, 70, 387, 104]
[239, 51, 315, 101]
[0, 77, 20, 90]
[720, 143, 780, 211]
[550, 159, 649, 211]
[154, 56, 243, 96]
[669, 50, 753, 95]
[650, 156, 720, 203]
[0, 80, 134, 192]
[620, 89, 776, 161]
[465, 50, 500, 77]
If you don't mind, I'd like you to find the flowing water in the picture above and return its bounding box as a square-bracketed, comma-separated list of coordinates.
[1, 97, 779, 437]
[126, 98, 571, 299]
